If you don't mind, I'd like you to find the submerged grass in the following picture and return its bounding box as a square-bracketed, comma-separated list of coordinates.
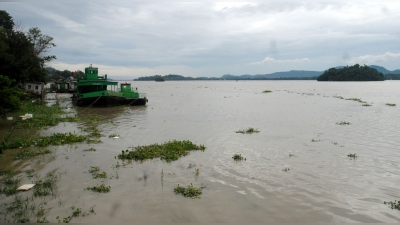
[174, 183, 202, 199]
[15, 101, 80, 130]
[117, 140, 206, 162]
[1, 177, 20, 196]
[13, 149, 51, 160]
[33, 170, 60, 197]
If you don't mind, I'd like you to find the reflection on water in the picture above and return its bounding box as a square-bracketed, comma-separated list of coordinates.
[3, 81, 400, 222]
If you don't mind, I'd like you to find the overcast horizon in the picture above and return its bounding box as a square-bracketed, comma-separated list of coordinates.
[2, 2, 400, 79]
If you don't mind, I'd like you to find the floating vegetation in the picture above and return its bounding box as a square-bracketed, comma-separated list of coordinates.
[174, 183, 202, 198]
[108, 133, 119, 138]
[88, 166, 107, 179]
[289, 154, 294, 157]
[347, 153, 357, 159]
[2, 132, 86, 150]
[311, 139, 320, 142]
[345, 98, 365, 103]
[117, 140, 206, 162]
[235, 127, 260, 134]
[362, 103, 372, 106]
[386, 103, 396, 106]
[333, 95, 344, 99]
[85, 184, 110, 193]
[282, 168, 290, 172]
[262, 90, 272, 93]
[14, 149, 52, 160]
[83, 148, 96, 152]
[336, 121, 350, 125]
[232, 154, 245, 161]
[195, 168, 200, 176]
[33, 171, 59, 197]
[384, 200, 400, 210]
[17, 101, 80, 129]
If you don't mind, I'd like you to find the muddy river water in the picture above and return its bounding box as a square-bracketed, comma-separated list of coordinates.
[2, 80, 400, 222]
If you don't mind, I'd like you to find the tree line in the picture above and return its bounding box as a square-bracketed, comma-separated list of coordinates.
[317, 64, 384, 81]
[0, 10, 56, 117]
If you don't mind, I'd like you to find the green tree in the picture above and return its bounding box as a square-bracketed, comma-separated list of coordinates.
[0, 10, 14, 30]
[27, 27, 56, 65]
[317, 64, 384, 81]
[0, 75, 28, 118]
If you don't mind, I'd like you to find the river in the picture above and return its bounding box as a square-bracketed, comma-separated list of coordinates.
[3, 80, 400, 222]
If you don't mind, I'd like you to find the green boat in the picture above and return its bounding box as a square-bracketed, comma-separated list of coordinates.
[71, 65, 148, 107]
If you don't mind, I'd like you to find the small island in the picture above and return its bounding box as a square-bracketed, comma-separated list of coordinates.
[317, 64, 384, 81]
[154, 75, 165, 82]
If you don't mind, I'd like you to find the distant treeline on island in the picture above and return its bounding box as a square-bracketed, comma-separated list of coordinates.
[134, 65, 400, 81]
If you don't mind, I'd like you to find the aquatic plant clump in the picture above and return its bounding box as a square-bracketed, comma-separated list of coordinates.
[2, 132, 86, 150]
[235, 128, 260, 134]
[85, 184, 110, 193]
[232, 154, 245, 161]
[347, 153, 357, 159]
[117, 140, 206, 162]
[174, 183, 202, 198]
[384, 200, 400, 210]
[262, 90, 272, 93]
[386, 103, 396, 106]
[336, 121, 350, 125]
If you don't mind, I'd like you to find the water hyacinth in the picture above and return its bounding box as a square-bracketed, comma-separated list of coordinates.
[117, 140, 206, 162]
[174, 183, 202, 198]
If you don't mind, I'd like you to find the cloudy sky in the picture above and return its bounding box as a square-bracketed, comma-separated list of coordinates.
[2, 2, 400, 78]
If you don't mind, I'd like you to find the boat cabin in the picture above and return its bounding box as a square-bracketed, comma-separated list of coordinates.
[120, 82, 138, 93]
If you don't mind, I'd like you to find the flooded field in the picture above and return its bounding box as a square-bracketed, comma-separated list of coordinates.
[1, 80, 400, 222]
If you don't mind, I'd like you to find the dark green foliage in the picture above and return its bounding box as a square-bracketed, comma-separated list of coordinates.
[2, 132, 86, 150]
[0, 75, 28, 118]
[384, 200, 400, 210]
[117, 140, 206, 162]
[347, 153, 357, 159]
[174, 183, 202, 198]
[85, 184, 110, 193]
[0, 10, 15, 30]
[386, 103, 396, 106]
[235, 127, 260, 134]
[317, 64, 384, 81]
[232, 154, 244, 161]
[154, 75, 165, 81]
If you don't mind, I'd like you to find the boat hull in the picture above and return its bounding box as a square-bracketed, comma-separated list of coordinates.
[72, 96, 148, 107]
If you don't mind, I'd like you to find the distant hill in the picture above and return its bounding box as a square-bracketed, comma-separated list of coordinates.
[221, 70, 323, 80]
[369, 65, 400, 74]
